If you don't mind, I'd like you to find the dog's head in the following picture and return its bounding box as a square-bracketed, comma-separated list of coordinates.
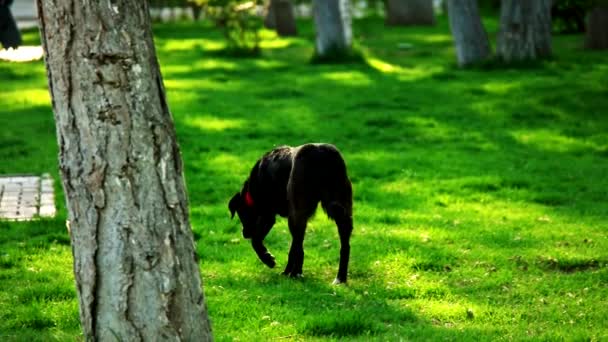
[229, 180, 277, 240]
[229, 189, 257, 239]
[229, 182, 277, 268]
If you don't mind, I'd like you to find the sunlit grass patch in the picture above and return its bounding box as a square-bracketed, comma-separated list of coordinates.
[301, 312, 378, 337]
[184, 115, 245, 131]
[320, 70, 373, 86]
[2, 16, 608, 342]
[511, 129, 599, 153]
[0, 88, 50, 107]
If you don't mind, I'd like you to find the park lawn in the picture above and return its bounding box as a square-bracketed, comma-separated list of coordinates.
[1, 15, 608, 341]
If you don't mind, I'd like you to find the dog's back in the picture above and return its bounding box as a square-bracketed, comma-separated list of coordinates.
[287, 144, 352, 220]
[248, 143, 351, 218]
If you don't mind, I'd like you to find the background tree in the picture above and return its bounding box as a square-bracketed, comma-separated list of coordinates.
[264, 0, 277, 28]
[447, 0, 490, 67]
[585, 3, 608, 49]
[551, 0, 589, 34]
[312, 0, 353, 59]
[36, 0, 213, 340]
[204, 0, 263, 55]
[497, 0, 552, 62]
[266, 0, 298, 36]
[385, 0, 435, 26]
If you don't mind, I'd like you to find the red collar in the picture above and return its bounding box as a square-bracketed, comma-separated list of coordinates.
[244, 191, 254, 207]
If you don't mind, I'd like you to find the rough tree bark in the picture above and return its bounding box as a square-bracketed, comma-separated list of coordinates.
[312, 0, 352, 57]
[585, 5, 608, 50]
[36, 0, 213, 340]
[385, 0, 435, 26]
[447, 0, 491, 67]
[497, 0, 552, 62]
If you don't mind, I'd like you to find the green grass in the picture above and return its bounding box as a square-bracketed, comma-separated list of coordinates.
[1, 15, 608, 341]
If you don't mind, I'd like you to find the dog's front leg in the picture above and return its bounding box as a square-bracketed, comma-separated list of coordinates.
[252, 240, 276, 268]
[251, 215, 276, 268]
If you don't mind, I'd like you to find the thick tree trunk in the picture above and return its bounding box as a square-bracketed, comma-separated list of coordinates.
[36, 1, 213, 341]
[385, 0, 435, 26]
[497, 0, 552, 62]
[585, 6, 608, 50]
[447, 0, 491, 67]
[274, 0, 298, 37]
[312, 0, 352, 57]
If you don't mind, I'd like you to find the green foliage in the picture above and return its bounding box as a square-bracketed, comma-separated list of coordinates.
[552, 0, 594, 34]
[2, 18, 608, 341]
[149, 0, 191, 7]
[202, 0, 263, 56]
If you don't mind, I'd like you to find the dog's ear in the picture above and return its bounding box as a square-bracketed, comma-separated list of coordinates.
[228, 192, 241, 219]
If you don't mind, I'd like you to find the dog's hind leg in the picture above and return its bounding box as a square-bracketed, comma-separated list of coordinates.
[333, 214, 352, 284]
[322, 183, 353, 284]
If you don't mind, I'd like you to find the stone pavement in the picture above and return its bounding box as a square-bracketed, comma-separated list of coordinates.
[0, 174, 56, 221]
[10, 0, 37, 29]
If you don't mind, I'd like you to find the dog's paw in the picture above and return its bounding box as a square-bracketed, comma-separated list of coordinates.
[282, 271, 303, 279]
[261, 253, 276, 268]
[332, 277, 347, 285]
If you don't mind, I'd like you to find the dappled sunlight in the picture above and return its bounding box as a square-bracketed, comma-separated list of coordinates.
[260, 39, 292, 50]
[397, 65, 446, 82]
[201, 152, 250, 175]
[164, 59, 239, 75]
[380, 175, 566, 223]
[481, 81, 523, 95]
[251, 59, 289, 70]
[3, 15, 608, 341]
[404, 116, 453, 133]
[184, 115, 245, 132]
[411, 299, 484, 323]
[192, 59, 239, 70]
[250, 106, 320, 136]
[163, 64, 195, 75]
[0, 88, 50, 107]
[367, 57, 403, 74]
[406, 33, 453, 45]
[160, 38, 224, 52]
[320, 70, 372, 86]
[164, 78, 238, 91]
[510, 129, 599, 153]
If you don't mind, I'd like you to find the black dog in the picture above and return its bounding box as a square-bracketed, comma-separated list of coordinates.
[229, 143, 353, 284]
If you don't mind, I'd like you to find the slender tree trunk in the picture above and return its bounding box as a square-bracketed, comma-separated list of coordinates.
[36, 1, 213, 340]
[497, 0, 552, 62]
[274, 0, 298, 37]
[585, 5, 608, 50]
[264, 0, 277, 29]
[312, 0, 352, 57]
[385, 0, 435, 26]
[447, 0, 491, 67]
[190, 3, 204, 21]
